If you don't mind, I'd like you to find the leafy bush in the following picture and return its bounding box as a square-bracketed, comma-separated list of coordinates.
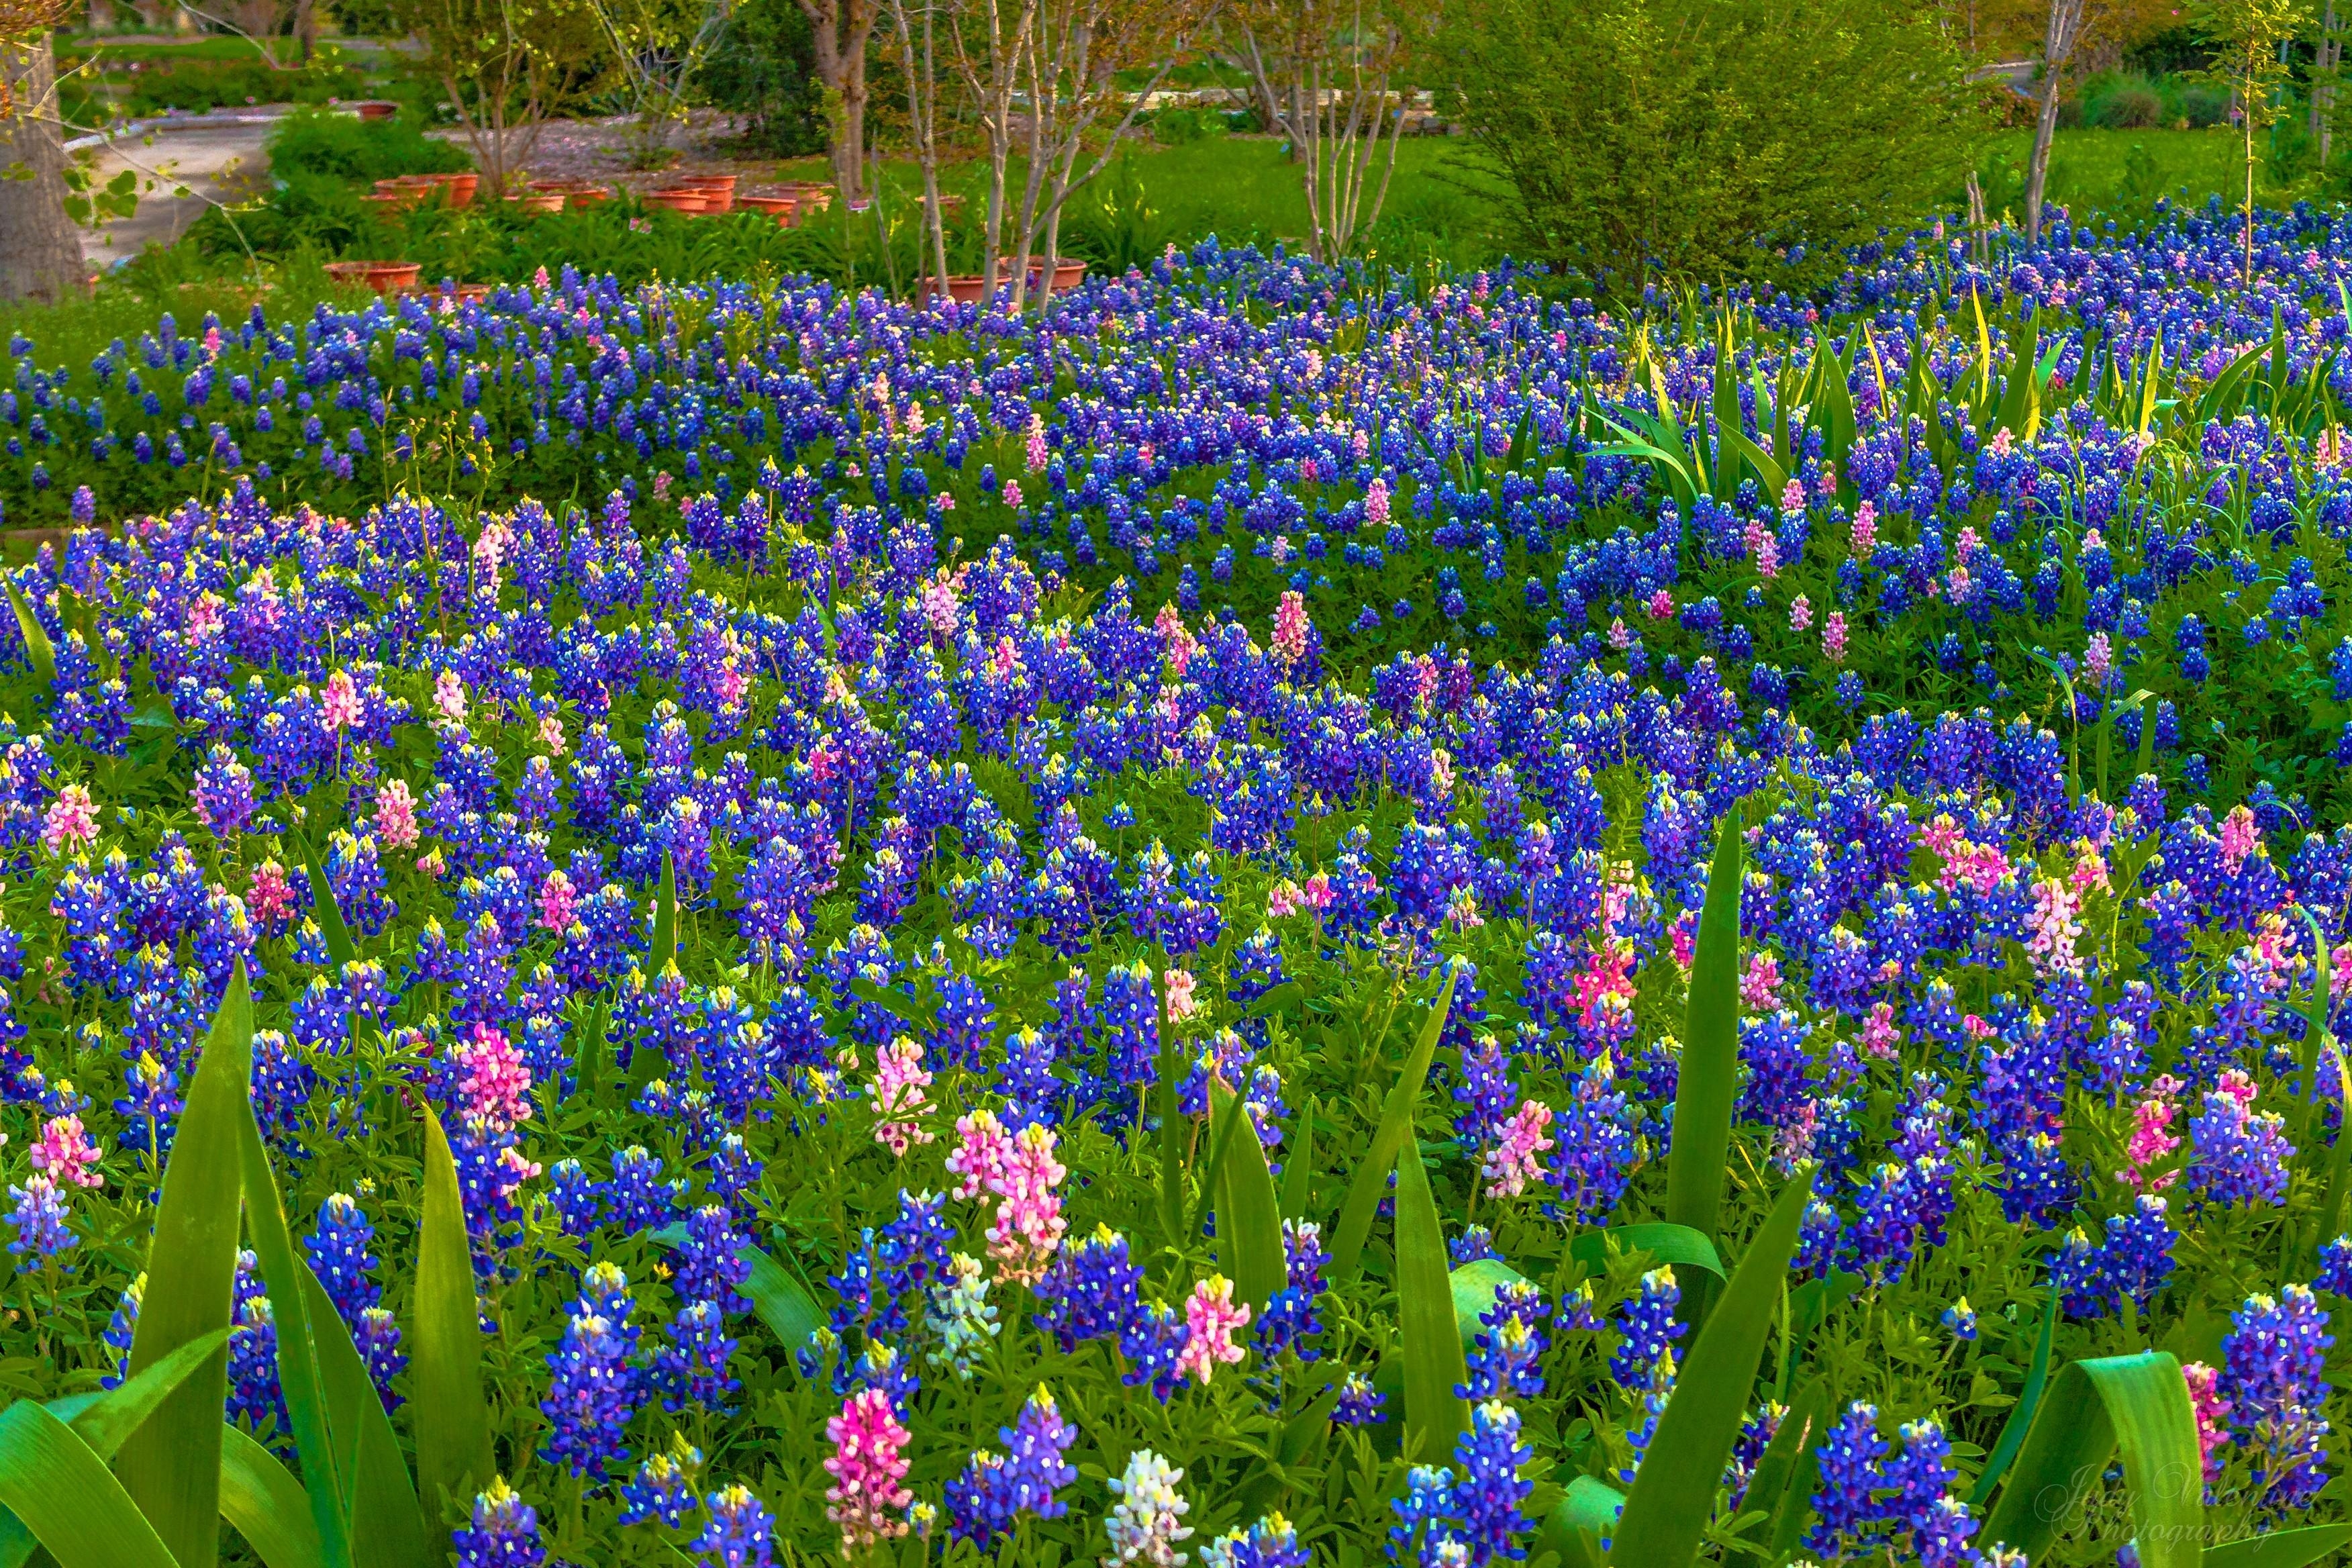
[1436, 0, 1987, 297]
[1148, 107, 1212, 145]
[55, 49, 370, 126]
[696, 0, 825, 156]
[265, 105, 472, 183]
[2084, 72, 2167, 130]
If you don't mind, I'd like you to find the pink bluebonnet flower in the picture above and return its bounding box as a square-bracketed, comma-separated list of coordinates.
[1480, 1101, 1554, 1199]
[1271, 591, 1310, 665]
[824, 1389, 912, 1553]
[41, 785, 97, 854]
[1176, 1275, 1251, 1384]
[454, 1026, 533, 1128]
[985, 1124, 1068, 1284]
[320, 669, 362, 732]
[869, 1038, 937, 1156]
[31, 1114, 103, 1189]
[373, 779, 420, 848]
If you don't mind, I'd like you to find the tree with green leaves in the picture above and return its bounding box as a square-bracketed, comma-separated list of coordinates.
[2193, 0, 2311, 285]
[1436, 0, 1986, 300]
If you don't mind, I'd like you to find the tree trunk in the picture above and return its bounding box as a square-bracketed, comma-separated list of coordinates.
[2023, 68, 2061, 242]
[295, 0, 316, 62]
[0, 40, 86, 304]
[799, 0, 874, 203]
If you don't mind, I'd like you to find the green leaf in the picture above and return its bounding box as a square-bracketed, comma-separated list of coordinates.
[1278, 1096, 1316, 1222]
[1210, 1080, 1287, 1316]
[1718, 428, 1785, 506]
[1741, 1377, 1826, 1554]
[1536, 1475, 1625, 1568]
[413, 1106, 492, 1518]
[653, 848, 679, 971]
[291, 1262, 430, 1568]
[1393, 1134, 1470, 1463]
[305, 858, 357, 967]
[1980, 1352, 2204, 1568]
[650, 1230, 824, 1363]
[2204, 1523, 2352, 1567]
[1189, 1083, 1250, 1242]
[1996, 307, 2043, 441]
[234, 1101, 354, 1568]
[119, 959, 253, 1568]
[1, 576, 52, 688]
[0, 1332, 229, 1568]
[1329, 968, 1458, 1285]
[1970, 1287, 2059, 1506]
[220, 1425, 329, 1568]
[0, 1402, 181, 1568]
[1608, 1169, 1815, 1568]
[1665, 815, 1743, 1301]
[1156, 1029, 1187, 1246]
[1449, 1257, 1532, 1349]
[1569, 1224, 1726, 1283]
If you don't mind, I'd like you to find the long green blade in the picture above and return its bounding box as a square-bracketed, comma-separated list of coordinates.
[0, 1333, 230, 1568]
[2204, 1524, 2352, 1567]
[413, 1105, 493, 1516]
[1211, 1081, 1288, 1316]
[0, 1403, 181, 1568]
[1156, 1027, 1188, 1246]
[650, 1228, 824, 1362]
[1980, 1352, 2203, 1568]
[305, 859, 356, 967]
[1740, 1377, 1826, 1550]
[1394, 1134, 1470, 1463]
[235, 1102, 353, 1568]
[1609, 1170, 1814, 1567]
[119, 959, 254, 1568]
[1969, 1287, 2058, 1505]
[1665, 816, 1743, 1269]
[1329, 968, 1458, 1285]
[221, 1425, 329, 1568]
[1450, 1257, 1533, 1349]
[1, 576, 52, 687]
[653, 848, 679, 971]
[293, 1262, 430, 1568]
[1278, 1096, 1316, 1222]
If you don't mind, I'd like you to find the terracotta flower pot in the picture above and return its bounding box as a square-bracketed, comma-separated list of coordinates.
[363, 261, 422, 293]
[432, 172, 479, 208]
[644, 189, 707, 214]
[505, 191, 566, 214]
[561, 185, 611, 207]
[1030, 259, 1087, 294]
[685, 184, 734, 214]
[736, 194, 795, 221]
[681, 173, 737, 195]
[352, 99, 397, 121]
[361, 191, 420, 216]
[324, 260, 375, 284]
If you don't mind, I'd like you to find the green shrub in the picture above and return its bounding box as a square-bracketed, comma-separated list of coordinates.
[265, 105, 471, 183]
[2084, 72, 2167, 130]
[1149, 107, 1211, 146]
[1438, 0, 1986, 297]
[697, 0, 825, 156]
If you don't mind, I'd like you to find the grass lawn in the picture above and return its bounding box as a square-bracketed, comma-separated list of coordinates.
[1985, 126, 2254, 223]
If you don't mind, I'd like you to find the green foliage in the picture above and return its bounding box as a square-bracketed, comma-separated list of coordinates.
[1662, 813, 1742, 1288]
[695, 0, 824, 156]
[1436, 0, 1987, 297]
[266, 106, 472, 184]
[1980, 1353, 2206, 1568]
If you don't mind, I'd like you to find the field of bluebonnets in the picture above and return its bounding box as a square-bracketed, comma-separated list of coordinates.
[13, 195, 2352, 1568]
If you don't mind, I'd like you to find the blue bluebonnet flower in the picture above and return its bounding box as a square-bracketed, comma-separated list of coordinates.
[618, 1434, 703, 1528]
[539, 1262, 642, 1478]
[944, 1385, 1080, 1546]
[1610, 1267, 1681, 1385]
[305, 1192, 381, 1325]
[451, 1479, 546, 1568]
[2219, 1285, 2335, 1508]
[691, 1484, 777, 1568]
[5, 1177, 72, 1265]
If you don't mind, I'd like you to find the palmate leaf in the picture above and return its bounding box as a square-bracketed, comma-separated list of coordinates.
[1979, 1352, 2204, 1568]
[1328, 967, 1457, 1285]
[1664, 815, 1743, 1308]
[1607, 1169, 1814, 1568]
[118, 959, 254, 1568]
[0, 1402, 179, 1568]
[413, 1104, 493, 1516]
[1210, 1079, 1287, 1316]
[1393, 1133, 1469, 1463]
